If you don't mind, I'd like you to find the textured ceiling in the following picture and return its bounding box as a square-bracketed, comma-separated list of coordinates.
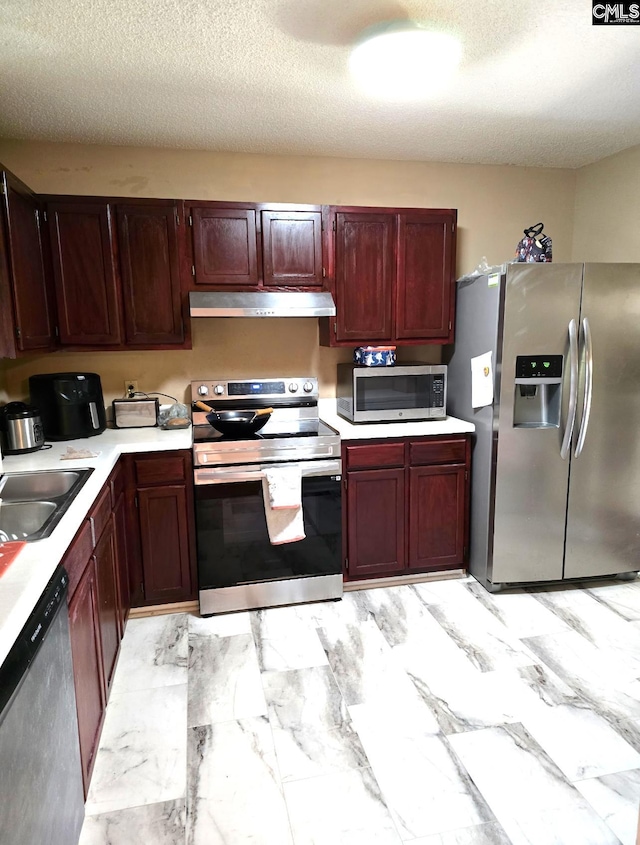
[1, 0, 640, 168]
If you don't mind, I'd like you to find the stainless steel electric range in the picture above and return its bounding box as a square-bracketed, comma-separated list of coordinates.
[191, 377, 343, 615]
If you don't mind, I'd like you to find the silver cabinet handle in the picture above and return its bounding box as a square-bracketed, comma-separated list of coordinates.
[560, 318, 578, 459]
[574, 317, 593, 458]
[88, 401, 100, 429]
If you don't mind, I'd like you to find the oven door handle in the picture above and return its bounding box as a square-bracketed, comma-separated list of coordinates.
[194, 459, 343, 485]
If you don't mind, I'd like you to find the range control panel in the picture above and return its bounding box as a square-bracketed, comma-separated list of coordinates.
[515, 355, 563, 379]
[191, 377, 319, 402]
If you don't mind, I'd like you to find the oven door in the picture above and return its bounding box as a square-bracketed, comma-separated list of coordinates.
[194, 459, 343, 615]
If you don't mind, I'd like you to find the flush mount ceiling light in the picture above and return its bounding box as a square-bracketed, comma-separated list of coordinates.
[349, 22, 462, 100]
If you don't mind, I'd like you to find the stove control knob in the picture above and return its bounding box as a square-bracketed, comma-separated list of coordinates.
[303, 381, 314, 393]
[214, 385, 225, 395]
[288, 382, 299, 393]
[198, 384, 209, 396]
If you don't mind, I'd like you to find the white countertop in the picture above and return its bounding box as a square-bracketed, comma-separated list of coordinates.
[318, 399, 475, 439]
[0, 427, 192, 668]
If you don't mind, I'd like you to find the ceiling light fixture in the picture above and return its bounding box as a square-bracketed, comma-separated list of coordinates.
[349, 21, 462, 100]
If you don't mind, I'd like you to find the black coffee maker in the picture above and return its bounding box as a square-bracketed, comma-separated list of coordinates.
[29, 373, 107, 440]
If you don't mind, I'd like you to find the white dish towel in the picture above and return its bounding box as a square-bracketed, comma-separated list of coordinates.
[262, 466, 305, 545]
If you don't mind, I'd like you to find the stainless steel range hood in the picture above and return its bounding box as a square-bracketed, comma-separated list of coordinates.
[189, 291, 336, 318]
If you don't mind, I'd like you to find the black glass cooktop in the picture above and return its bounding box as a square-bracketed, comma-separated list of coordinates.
[193, 421, 336, 444]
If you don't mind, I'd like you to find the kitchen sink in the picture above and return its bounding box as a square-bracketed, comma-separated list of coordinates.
[0, 470, 91, 501]
[0, 468, 94, 542]
[0, 502, 58, 541]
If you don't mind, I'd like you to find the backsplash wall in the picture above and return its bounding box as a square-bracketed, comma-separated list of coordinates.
[0, 320, 440, 408]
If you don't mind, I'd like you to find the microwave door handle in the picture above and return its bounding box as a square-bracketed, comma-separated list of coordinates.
[574, 316, 593, 458]
[560, 318, 579, 460]
[88, 401, 100, 430]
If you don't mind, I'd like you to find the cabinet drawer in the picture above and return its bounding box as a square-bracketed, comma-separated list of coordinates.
[409, 437, 467, 466]
[89, 485, 112, 545]
[134, 455, 186, 486]
[63, 518, 94, 599]
[345, 441, 405, 470]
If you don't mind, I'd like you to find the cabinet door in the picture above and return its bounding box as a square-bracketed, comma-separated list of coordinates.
[191, 207, 259, 287]
[261, 210, 323, 287]
[335, 212, 395, 343]
[93, 519, 121, 692]
[48, 201, 122, 345]
[396, 212, 455, 341]
[1, 171, 54, 352]
[117, 204, 185, 345]
[346, 468, 405, 579]
[408, 464, 466, 570]
[68, 558, 106, 796]
[112, 490, 130, 635]
[138, 484, 194, 602]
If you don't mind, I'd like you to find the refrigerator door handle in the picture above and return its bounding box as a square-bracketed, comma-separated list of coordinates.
[574, 316, 593, 458]
[560, 318, 579, 459]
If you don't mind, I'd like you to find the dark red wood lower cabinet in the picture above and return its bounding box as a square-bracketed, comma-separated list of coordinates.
[112, 491, 130, 635]
[346, 468, 405, 579]
[138, 484, 194, 603]
[93, 519, 121, 693]
[409, 464, 466, 570]
[64, 464, 129, 798]
[67, 558, 106, 796]
[128, 451, 197, 607]
[343, 435, 470, 582]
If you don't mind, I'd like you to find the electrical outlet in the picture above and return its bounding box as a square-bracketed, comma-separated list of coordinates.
[124, 379, 139, 398]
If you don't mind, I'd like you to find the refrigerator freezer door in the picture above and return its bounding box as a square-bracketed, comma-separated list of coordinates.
[491, 264, 583, 585]
[564, 263, 640, 579]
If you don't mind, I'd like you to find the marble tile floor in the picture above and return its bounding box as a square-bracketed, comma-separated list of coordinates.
[79, 575, 640, 845]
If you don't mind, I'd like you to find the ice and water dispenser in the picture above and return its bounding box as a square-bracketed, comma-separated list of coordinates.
[513, 355, 563, 428]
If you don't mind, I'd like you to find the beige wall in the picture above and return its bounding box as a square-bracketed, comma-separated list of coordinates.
[0, 139, 578, 406]
[572, 144, 640, 261]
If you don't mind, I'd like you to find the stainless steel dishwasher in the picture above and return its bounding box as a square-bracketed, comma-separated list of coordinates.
[0, 565, 85, 845]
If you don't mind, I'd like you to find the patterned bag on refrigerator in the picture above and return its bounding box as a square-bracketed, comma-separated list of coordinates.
[515, 222, 552, 263]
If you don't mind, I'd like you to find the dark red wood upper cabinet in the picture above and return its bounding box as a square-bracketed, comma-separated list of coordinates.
[335, 212, 395, 343]
[191, 207, 259, 287]
[322, 206, 456, 347]
[0, 170, 55, 354]
[117, 203, 184, 345]
[48, 201, 122, 345]
[396, 212, 455, 341]
[261, 210, 323, 287]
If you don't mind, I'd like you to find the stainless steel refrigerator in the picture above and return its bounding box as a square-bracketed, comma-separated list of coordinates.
[445, 263, 640, 591]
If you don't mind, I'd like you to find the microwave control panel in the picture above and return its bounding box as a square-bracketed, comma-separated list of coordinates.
[431, 374, 445, 407]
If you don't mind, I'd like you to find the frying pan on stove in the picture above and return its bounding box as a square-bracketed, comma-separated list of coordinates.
[194, 401, 273, 436]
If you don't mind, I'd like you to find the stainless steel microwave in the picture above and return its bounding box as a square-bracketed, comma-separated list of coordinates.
[336, 363, 447, 423]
